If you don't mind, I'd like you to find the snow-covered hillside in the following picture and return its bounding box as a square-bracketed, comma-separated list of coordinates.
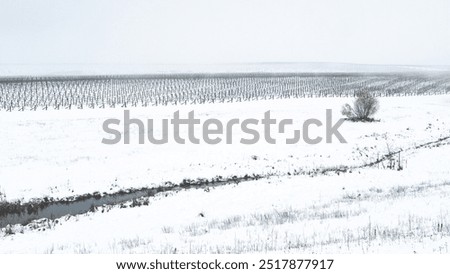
[1, 63, 449, 77]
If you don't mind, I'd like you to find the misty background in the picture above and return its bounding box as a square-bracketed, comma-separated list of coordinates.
[0, 0, 449, 75]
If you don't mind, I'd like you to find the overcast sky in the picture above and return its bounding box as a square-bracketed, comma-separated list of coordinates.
[0, 0, 449, 66]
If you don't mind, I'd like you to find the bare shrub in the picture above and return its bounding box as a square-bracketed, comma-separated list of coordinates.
[161, 226, 174, 234]
[341, 91, 379, 121]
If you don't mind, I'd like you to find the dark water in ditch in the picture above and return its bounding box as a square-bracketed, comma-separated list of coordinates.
[0, 189, 153, 228]
[0, 175, 262, 228]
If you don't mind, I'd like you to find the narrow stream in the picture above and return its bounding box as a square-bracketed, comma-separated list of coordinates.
[0, 175, 262, 228]
[0, 190, 152, 228]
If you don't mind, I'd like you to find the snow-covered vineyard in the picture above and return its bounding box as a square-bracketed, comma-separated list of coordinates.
[1, 73, 450, 111]
[0, 73, 449, 253]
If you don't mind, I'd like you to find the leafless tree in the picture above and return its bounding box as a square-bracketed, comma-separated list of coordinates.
[341, 91, 379, 121]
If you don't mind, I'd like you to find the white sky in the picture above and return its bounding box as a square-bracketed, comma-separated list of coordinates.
[0, 0, 449, 66]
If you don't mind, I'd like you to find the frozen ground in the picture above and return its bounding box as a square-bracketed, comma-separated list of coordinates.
[1, 95, 449, 202]
[0, 141, 449, 253]
[0, 95, 449, 253]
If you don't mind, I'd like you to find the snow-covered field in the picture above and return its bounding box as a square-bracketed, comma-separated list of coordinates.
[1, 94, 449, 253]
[1, 95, 449, 202]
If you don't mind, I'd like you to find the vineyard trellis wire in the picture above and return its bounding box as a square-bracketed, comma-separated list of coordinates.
[0, 73, 449, 111]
